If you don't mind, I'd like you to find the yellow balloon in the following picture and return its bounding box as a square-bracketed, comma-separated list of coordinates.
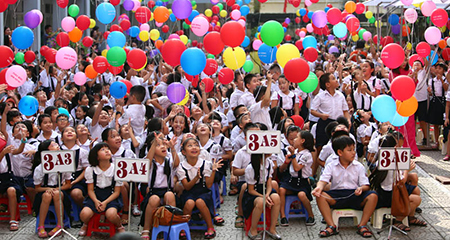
[180, 35, 188, 45]
[193, 5, 197, 10]
[296, 9, 300, 17]
[89, 19, 96, 29]
[374, 20, 382, 28]
[135, 60, 148, 71]
[102, 49, 108, 57]
[276, 44, 300, 68]
[177, 89, 190, 106]
[406, 42, 412, 50]
[139, 31, 150, 42]
[150, 29, 160, 41]
[440, 26, 447, 32]
[205, 9, 212, 17]
[169, 9, 172, 14]
[351, 34, 359, 42]
[220, 10, 227, 18]
[150, 15, 154, 21]
[216, 22, 221, 27]
[223, 47, 246, 70]
[365, 11, 373, 19]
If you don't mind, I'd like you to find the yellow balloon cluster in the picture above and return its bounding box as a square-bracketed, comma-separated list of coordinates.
[180, 35, 188, 45]
[351, 34, 359, 42]
[101, 49, 108, 57]
[223, 47, 246, 70]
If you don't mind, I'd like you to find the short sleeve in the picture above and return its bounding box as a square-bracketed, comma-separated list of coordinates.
[33, 165, 44, 186]
[319, 164, 332, 183]
[245, 166, 257, 185]
[341, 94, 349, 111]
[222, 138, 232, 152]
[80, 149, 90, 168]
[358, 165, 370, 186]
[203, 159, 212, 178]
[374, 78, 382, 90]
[176, 165, 187, 181]
[357, 125, 366, 138]
[270, 91, 278, 101]
[115, 180, 124, 187]
[85, 167, 94, 184]
[310, 94, 320, 111]
[294, 93, 300, 104]
[62, 172, 73, 181]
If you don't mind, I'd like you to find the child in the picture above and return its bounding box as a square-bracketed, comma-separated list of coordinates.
[140, 133, 180, 239]
[271, 75, 299, 117]
[119, 122, 142, 157]
[238, 74, 258, 108]
[90, 98, 113, 140]
[36, 114, 61, 144]
[118, 85, 147, 138]
[351, 68, 373, 111]
[312, 136, 378, 238]
[70, 92, 91, 119]
[428, 62, 448, 147]
[250, 72, 273, 129]
[74, 105, 92, 127]
[353, 110, 377, 158]
[33, 140, 72, 238]
[55, 114, 70, 134]
[76, 124, 98, 152]
[231, 113, 252, 153]
[176, 138, 222, 239]
[168, 113, 190, 152]
[243, 154, 281, 240]
[412, 60, 429, 146]
[78, 143, 125, 236]
[279, 130, 315, 226]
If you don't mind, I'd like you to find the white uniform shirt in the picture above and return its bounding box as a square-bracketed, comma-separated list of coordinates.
[112, 147, 136, 163]
[34, 164, 72, 186]
[237, 90, 256, 108]
[245, 159, 273, 185]
[429, 77, 447, 97]
[18, 78, 36, 98]
[311, 90, 348, 120]
[85, 165, 123, 188]
[60, 144, 90, 172]
[148, 158, 174, 188]
[176, 158, 212, 184]
[414, 69, 428, 102]
[229, 88, 245, 109]
[365, 76, 381, 93]
[289, 149, 313, 178]
[249, 101, 272, 130]
[36, 130, 60, 143]
[118, 104, 146, 136]
[232, 146, 251, 182]
[10, 139, 37, 177]
[319, 160, 369, 190]
[270, 91, 299, 110]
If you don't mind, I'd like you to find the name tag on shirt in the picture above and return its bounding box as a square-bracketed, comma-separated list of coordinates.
[115, 158, 150, 183]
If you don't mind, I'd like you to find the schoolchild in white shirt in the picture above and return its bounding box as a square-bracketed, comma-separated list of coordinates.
[271, 75, 299, 117]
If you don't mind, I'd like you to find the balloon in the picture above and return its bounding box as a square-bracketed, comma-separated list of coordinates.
[304, 47, 318, 62]
[388, 14, 399, 25]
[93, 56, 108, 73]
[283, 58, 310, 84]
[421, 0, 436, 17]
[312, 10, 327, 28]
[391, 75, 415, 101]
[396, 96, 418, 117]
[439, 39, 447, 49]
[424, 27, 441, 45]
[110, 0, 120, 5]
[82, 36, 94, 48]
[24, 11, 40, 29]
[243, 60, 254, 72]
[56, 32, 70, 47]
[11, 26, 34, 50]
[416, 42, 430, 57]
[389, 112, 408, 127]
[431, 8, 448, 27]
[240, 5, 250, 16]
[333, 22, 347, 38]
[346, 17, 360, 33]
[18, 96, 39, 116]
[74, 72, 87, 86]
[404, 8, 418, 23]
[202, 32, 224, 55]
[241, 36, 250, 48]
[85, 65, 98, 79]
[362, 31, 372, 41]
[298, 72, 318, 93]
[253, 39, 263, 50]
[218, 68, 234, 84]
[57, 0, 69, 8]
[107, 47, 127, 67]
[172, 0, 192, 19]
[14, 52, 24, 64]
[139, 31, 150, 41]
[329, 46, 339, 54]
[154, 7, 170, 23]
[55, 47, 77, 70]
[0, 46, 14, 68]
[167, 83, 187, 104]
[5, 65, 26, 88]
[221, 21, 245, 47]
[276, 44, 300, 68]
[258, 43, 277, 64]
[123, 0, 134, 10]
[89, 19, 96, 28]
[109, 64, 124, 75]
[203, 59, 218, 76]
[110, 81, 127, 99]
[176, 89, 190, 106]
[120, 19, 131, 31]
[355, 3, 365, 14]
[371, 95, 397, 122]
[201, 78, 214, 93]
[135, 7, 152, 23]
[45, 49, 57, 63]
[191, 16, 209, 36]
[443, 48, 450, 61]
[428, 50, 438, 65]
[401, 0, 413, 5]
[180, 48, 206, 76]
[107, 31, 126, 48]
[24, 51, 35, 63]
[327, 8, 341, 25]
[408, 54, 424, 67]
[260, 20, 284, 47]
[68, 27, 82, 42]
[345, 1, 356, 13]
[61, 17, 75, 32]
[76, 15, 90, 31]
[68, 4, 80, 17]
[231, 9, 241, 20]
[161, 40, 186, 66]
[380, 43, 405, 69]
[96, 3, 116, 24]
[127, 49, 147, 70]
[223, 47, 246, 70]
[302, 36, 317, 49]
[150, 29, 160, 41]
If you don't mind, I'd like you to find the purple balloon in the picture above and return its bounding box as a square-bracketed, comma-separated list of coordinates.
[328, 35, 335, 41]
[167, 82, 186, 104]
[173, 0, 193, 20]
[329, 46, 339, 53]
[285, 17, 291, 24]
[123, 0, 134, 11]
[312, 10, 327, 28]
[24, 11, 41, 29]
[392, 24, 401, 35]
[162, 2, 169, 6]
[149, 49, 159, 58]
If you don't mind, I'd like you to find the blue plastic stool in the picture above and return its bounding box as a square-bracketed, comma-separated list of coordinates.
[221, 176, 227, 196]
[35, 205, 71, 232]
[188, 209, 215, 231]
[152, 222, 191, 240]
[284, 195, 308, 221]
[211, 183, 221, 209]
[69, 196, 82, 222]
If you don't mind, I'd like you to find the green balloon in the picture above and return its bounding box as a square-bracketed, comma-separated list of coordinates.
[243, 60, 254, 72]
[369, 17, 376, 24]
[217, 3, 223, 11]
[183, 22, 190, 29]
[68, 4, 80, 17]
[107, 47, 126, 67]
[191, 0, 196, 6]
[260, 20, 284, 47]
[15, 52, 24, 64]
[358, 29, 366, 39]
[207, 54, 215, 59]
[162, 0, 169, 2]
[298, 72, 318, 93]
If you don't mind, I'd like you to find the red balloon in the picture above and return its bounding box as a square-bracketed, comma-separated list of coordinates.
[355, 3, 365, 14]
[108, 64, 123, 75]
[380, 36, 393, 46]
[0, 69, 16, 90]
[291, 0, 300, 7]
[431, 8, 448, 27]
[295, 40, 303, 51]
[212, 5, 220, 14]
[298, 96, 303, 108]
[103, 31, 110, 40]
[120, 19, 131, 31]
[285, 34, 292, 41]
[110, 0, 120, 5]
[161, 39, 186, 66]
[46, 48, 58, 64]
[24, 51, 36, 63]
[282, 22, 288, 28]
[0, 46, 14, 68]
[56, 0, 68, 8]
[185, 73, 199, 82]
[82, 36, 94, 48]
[226, 0, 235, 6]
[198, 43, 204, 49]
[56, 32, 70, 47]
[120, 79, 133, 94]
[218, 68, 234, 84]
[5, 0, 17, 4]
[304, 47, 318, 62]
[391, 76, 415, 101]
[258, 0, 268, 2]
[443, 48, 450, 61]
[231, 4, 240, 10]
[192, 40, 198, 47]
[408, 54, 424, 67]
[184, 106, 190, 117]
[202, 77, 214, 92]
[213, 25, 220, 32]
[148, 0, 155, 8]
[284, 58, 310, 83]
[346, 17, 360, 33]
[162, 25, 170, 33]
[291, 115, 304, 129]
[76, 15, 90, 31]
[204, 59, 218, 75]
[373, 35, 378, 44]
[40, 45, 49, 56]
[204, 31, 225, 55]
[381, 43, 405, 69]
[220, 21, 245, 48]
[127, 49, 147, 70]
[402, 25, 410, 37]
[0, 1, 8, 12]
[302, 15, 309, 23]
[93, 56, 108, 73]
[295, 17, 301, 24]
[110, 24, 123, 32]
[135, 7, 152, 23]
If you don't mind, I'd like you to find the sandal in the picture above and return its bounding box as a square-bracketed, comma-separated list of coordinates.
[141, 230, 150, 239]
[409, 216, 427, 226]
[235, 215, 244, 228]
[9, 220, 18, 231]
[37, 226, 48, 238]
[132, 204, 141, 216]
[214, 215, 225, 226]
[356, 225, 373, 238]
[443, 155, 450, 161]
[78, 224, 88, 236]
[117, 225, 125, 233]
[48, 225, 62, 237]
[394, 220, 411, 232]
[319, 225, 339, 238]
[180, 231, 187, 240]
[204, 228, 216, 239]
[121, 210, 129, 225]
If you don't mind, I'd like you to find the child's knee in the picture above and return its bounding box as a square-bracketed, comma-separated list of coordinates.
[164, 192, 175, 201]
[298, 191, 307, 199]
[105, 208, 118, 219]
[148, 196, 161, 207]
[367, 193, 378, 202]
[254, 198, 263, 209]
[7, 187, 16, 197]
[195, 198, 206, 207]
[184, 200, 195, 209]
[42, 192, 52, 202]
[271, 193, 280, 203]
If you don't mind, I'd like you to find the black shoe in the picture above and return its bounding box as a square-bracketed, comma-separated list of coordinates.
[306, 217, 316, 226]
[71, 220, 83, 228]
[321, 218, 326, 224]
[280, 217, 289, 227]
[416, 207, 423, 213]
[422, 138, 427, 146]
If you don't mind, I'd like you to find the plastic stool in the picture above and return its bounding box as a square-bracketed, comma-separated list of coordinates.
[0, 197, 20, 221]
[35, 205, 71, 232]
[69, 196, 82, 222]
[151, 222, 191, 240]
[372, 208, 409, 229]
[211, 183, 221, 209]
[331, 209, 363, 230]
[244, 207, 271, 236]
[19, 194, 32, 215]
[86, 212, 116, 237]
[284, 195, 308, 221]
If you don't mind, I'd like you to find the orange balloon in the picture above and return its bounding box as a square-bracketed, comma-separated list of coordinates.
[68, 27, 82, 42]
[155, 40, 163, 49]
[439, 39, 447, 49]
[396, 96, 418, 117]
[154, 7, 170, 23]
[85, 65, 98, 79]
[402, 25, 410, 37]
[301, 28, 307, 33]
[345, 1, 356, 13]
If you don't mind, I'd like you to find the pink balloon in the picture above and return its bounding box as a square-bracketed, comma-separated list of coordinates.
[155, 21, 163, 27]
[299, 31, 306, 38]
[381, 43, 405, 69]
[5, 65, 26, 88]
[401, 0, 413, 5]
[74, 72, 87, 86]
[363, 31, 372, 41]
[132, 0, 140, 11]
[55, 47, 77, 70]
[431, 8, 448, 27]
[421, 0, 436, 17]
[191, 16, 209, 36]
[238, 19, 246, 27]
[253, 39, 262, 50]
[306, 23, 313, 33]
[305, 0, 312, 6]
[32, 9, 43, 24]
[404, 8, 418, 23]
[61, 17, 75, 32]
[168, 34, 180, 40]
[231, 9, 241, 20]
[424, 26, 441, 45]
[140, 23, 150, 31]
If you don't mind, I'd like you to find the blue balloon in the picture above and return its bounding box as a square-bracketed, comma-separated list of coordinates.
[240, 5, 250, 16]
[107, 31, 126, 48]
[299, 8, 307, 16]
[180, 48, 207, 76]
[18, 96, 38, 116]
[58, 108, 70, 118]
[307, 11, 313, 19]
[390, 112, 408, 127]
[96, 3, 116, 25]
[236, 0, 243, 6]
[169, 13, 176, 22]
[129, 26, 140, 37]
[302, 36, 317, 49]
[428, 50, 438, 65]
[257, 26, 262, 32]
[244, 0, 251, 4]
[388, 14, 399, 26]
[258, 43, 277, 64]
[188, 10, 200, 22]
[110, 81, 127, 99]
[333, 22, 347, 39]
[283, 27, 287, 32]
[371, 95, 396, 122]
[156, 0, 163, 6]
[242, 36, 250, 47]
[324, 7, 330, 12]
[12, 26, 34, 50]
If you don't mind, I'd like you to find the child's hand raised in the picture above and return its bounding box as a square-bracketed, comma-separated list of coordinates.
[212, 158, 223, 171]
[167, 136, 177, 150]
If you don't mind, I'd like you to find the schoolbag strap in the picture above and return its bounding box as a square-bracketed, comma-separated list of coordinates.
[4, 154, 12, 173]
[149, 160, 158, 190]
[164, 158, 171, 189]
[219, 136, 225, 146]
[75, 149, 80, 169]
[93, 170, 97, 190]
[121, 149, 126, 158]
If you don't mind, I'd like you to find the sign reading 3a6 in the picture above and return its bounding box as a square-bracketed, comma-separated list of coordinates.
[41, 150, 75, 173]
[246, 130, 281, 154]
[115, 158, 150, 183]
[378, 148, 410, 170]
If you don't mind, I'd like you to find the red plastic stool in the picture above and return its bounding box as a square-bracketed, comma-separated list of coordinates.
[86, 212, 117, 237]
[244, 207, 271, 236]
[0, 197, 20, 221]
[19, 194, 32, 215]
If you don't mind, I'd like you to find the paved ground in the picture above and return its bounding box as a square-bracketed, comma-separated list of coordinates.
[1, 150, 450, 239]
